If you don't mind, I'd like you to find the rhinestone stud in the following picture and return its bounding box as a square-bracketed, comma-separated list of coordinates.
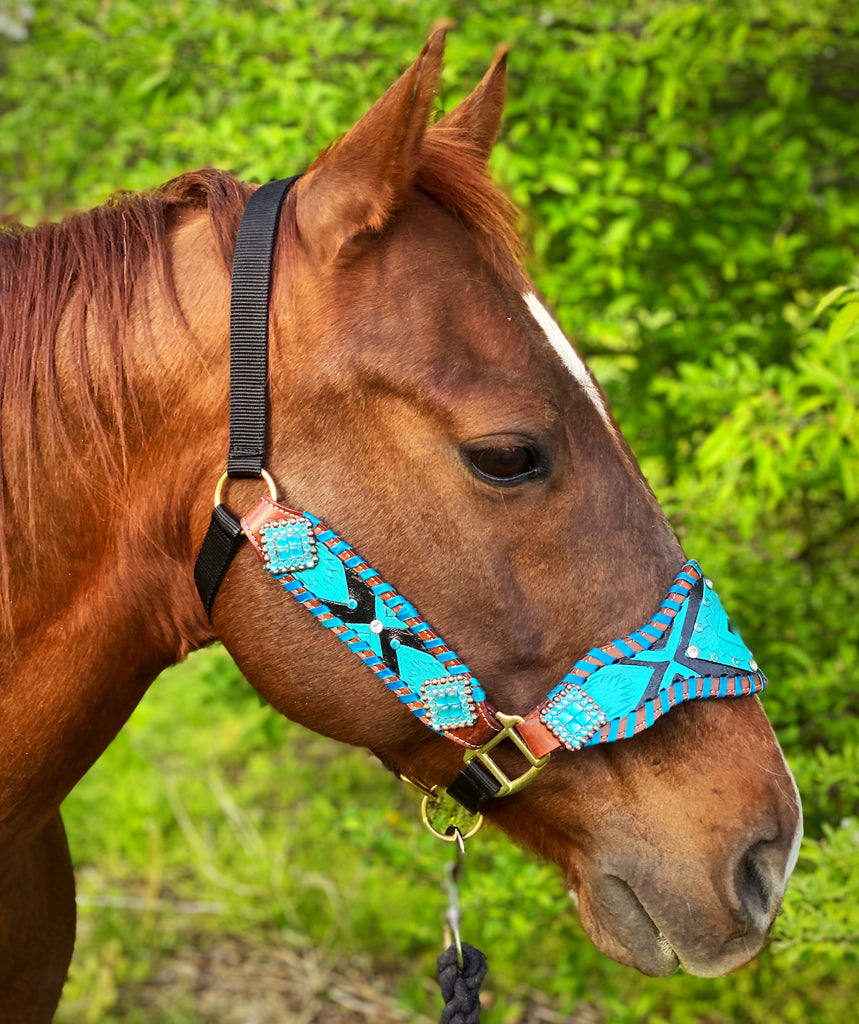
[541, 683, 606, 751]
[261, 517, 318, 575]
[421, 675, 477, 731]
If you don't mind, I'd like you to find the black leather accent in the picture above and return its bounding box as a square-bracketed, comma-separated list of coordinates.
[194, 505, 245, 617]
[323, 565, 435, 675]
[447, 760, 502, 814]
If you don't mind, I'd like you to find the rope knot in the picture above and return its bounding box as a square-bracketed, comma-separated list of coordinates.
[437, 942, 487, 1024]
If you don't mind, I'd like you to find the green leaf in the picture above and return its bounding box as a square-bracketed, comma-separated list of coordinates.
[811, 285, 849, 322]
[827, 302, 859, 346]
[665, 147, 691, 180]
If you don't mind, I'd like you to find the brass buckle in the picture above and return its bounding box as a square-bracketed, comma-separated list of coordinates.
[463, 711, 551, 797]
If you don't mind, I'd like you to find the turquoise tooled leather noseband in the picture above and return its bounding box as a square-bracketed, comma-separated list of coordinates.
[240, 496, 767, 814]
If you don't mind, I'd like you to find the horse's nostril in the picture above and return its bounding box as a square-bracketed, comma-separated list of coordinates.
[735, 841, 773, 921]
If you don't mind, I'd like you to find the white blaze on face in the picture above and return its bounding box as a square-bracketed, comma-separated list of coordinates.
[523, 291, 613, 428]
[781, 752, 804, 886]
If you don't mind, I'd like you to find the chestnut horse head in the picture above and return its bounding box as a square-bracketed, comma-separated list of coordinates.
[199, 31, 802, 976]
[0, 30, 800, 1018]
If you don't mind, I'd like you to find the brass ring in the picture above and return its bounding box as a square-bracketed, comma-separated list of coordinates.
[420, 793, 484, 843]
[213, 468, 278, 509]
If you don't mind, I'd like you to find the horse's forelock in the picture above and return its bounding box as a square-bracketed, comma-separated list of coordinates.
[415, 128, 524, 282]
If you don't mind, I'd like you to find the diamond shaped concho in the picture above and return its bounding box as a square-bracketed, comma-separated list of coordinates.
[260, 517, 318, 575]
[541, 683, 607, 751]
[421, 674, 478, 732]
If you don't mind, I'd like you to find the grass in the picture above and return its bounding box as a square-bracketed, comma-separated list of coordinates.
[57, 646, 858, 1023]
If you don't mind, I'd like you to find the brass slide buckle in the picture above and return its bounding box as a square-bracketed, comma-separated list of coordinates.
[404, 713, 550, 843]
[463, 711, 551, 797]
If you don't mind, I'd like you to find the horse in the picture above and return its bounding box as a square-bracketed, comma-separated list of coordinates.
[0, 29, 801, 1023]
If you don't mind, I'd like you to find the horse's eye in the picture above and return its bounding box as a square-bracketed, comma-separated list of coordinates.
[467, 444, 544, 486]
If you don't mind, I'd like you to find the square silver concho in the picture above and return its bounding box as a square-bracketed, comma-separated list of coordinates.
[260, 516, 318, 575]
[420, 674, 477, 732]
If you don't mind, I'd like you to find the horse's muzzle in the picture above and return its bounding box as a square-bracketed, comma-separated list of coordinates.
[578, 811, 801, 977]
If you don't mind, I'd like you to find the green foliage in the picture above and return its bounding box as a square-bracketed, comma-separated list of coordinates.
[653, 288, 859, 774]
[775, 818, 859, 964]
[2, 1, 858, 1021]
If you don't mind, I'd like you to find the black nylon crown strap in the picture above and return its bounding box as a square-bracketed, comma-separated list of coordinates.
[194, 176, 300, 616]
[228, 175, 300, 478]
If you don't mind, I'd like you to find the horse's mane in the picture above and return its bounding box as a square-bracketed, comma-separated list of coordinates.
[0, 169, 251, 625]
[0, 139, 521, 626]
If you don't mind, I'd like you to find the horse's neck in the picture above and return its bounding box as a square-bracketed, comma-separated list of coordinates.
[0, 215, 224, 844]
[0, 557, 201, 844]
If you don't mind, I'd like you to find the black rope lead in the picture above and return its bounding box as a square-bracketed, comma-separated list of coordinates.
[436, 828, 488, 1022]
[437, 943, 488, 1024]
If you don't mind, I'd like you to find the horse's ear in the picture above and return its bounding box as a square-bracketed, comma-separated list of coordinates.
[430, 46, 508, 167]
[294, 27, 447, 263]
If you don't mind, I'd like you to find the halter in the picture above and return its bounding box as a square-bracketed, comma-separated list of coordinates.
[194, 179, 767, 837]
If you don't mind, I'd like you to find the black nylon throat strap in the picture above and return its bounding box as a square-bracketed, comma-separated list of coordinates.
[194, 175, 300, 616]
[194, 504, 245, 616]
[446, 761, 503, 815]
